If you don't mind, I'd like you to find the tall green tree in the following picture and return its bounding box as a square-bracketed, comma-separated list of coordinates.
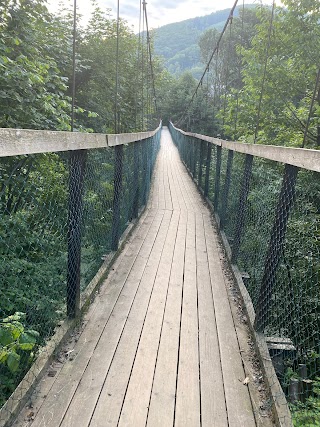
[0, 0, 71, 129]
[223, 1, 320, 146]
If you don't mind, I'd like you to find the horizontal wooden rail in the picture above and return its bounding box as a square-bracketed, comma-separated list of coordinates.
[171, 122, 320, 173]
[0, 122, 162, 157]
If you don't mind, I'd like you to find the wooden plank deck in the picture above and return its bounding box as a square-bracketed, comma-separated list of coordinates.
[14, 127, 262, 427]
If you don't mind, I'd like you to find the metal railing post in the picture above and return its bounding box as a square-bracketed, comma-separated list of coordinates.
[67, 149, 87, 318]
[231, 154, 253, 263]
[213, 146, 222, 210]
[132, 141, 140, 219]
[111, 145, 123, 251]
[254, 164, 299, 331]
[192, 138, 197, 178]
[198, 140, 206, 189]
[187, 136, 192, 170]
[220, 150, 234, 229]
[146, 138, 152, 199]
[204, 142, 212, 198]
[142, 139, 148, 206]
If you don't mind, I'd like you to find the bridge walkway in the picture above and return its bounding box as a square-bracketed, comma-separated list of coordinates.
[15, 127, 260, 427]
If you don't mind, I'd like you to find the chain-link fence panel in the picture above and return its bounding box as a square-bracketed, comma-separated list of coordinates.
[220, 151, 245, 242]
[0, 128, 161, 422]
[80, 147, 114, 288]
[0, 152, 69, 409]
[234, 159, 283, 309]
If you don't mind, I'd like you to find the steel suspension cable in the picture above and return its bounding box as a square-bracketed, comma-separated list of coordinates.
[114, 0, 120, 133]
[141, 0, 145, 130]
[253, 0, 275, 143]
[71, 0, 77, 132]
[302, 68, 320, 148]
[222, 18, 234, 128]
[143, 1, 158, 120]
[134, 0, 143, 130]
[176, 0, 239, 127]
[234, 0, 245, 136]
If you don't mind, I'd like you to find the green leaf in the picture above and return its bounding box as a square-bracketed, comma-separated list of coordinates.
[2, 312, 26, 323]
[19, 342, 34, 351]
[19, 331, 39, 351]
[88, 111, 99, 118]
[7, 352, 20, 373]
[0, 328, 13, 346]
[0, 349, 8, 364]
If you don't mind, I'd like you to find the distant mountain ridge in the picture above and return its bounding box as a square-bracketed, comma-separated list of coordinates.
[152, 5, 256, 77]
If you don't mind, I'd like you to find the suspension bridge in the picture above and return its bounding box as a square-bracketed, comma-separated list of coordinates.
[1, 0, 320, 426]
[0, 119, 319, 427]
[8, 127, 262, 427]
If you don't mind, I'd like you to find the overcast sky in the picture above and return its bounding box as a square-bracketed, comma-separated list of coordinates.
[48, 0, 277, 32]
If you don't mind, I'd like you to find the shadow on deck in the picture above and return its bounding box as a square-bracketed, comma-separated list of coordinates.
[13, 128, 274, 427]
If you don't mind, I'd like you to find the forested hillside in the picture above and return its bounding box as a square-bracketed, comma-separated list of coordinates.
[152, 5, 255, 77]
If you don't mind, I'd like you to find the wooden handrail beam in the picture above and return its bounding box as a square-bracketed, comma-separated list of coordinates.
[171, 122, 320, 173]
[0, 122, 162, 157]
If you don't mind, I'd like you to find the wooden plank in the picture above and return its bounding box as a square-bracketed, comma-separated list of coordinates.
[148, 152, 160, 209]
[170, 124, 221, 147]
[170, 122, 320, 173]
[175, 160, 201, 213]
[0, 123, 161, 157]
[29, 210, 164, 427]
[0, 128, 107, 157]
[203, 214, 256, 427]
[195, 213, 228, 427]
[175, 210, 201, 427]
[165, 133, 185, 212]
[63, 210, 172, 427]
[168, 135, 203, 213]
[164, 151, 174, 211]
[167, 136, 195, 212]
[157, 137, 166, 210]
[146, 212, 187, 427]
[107, 122, 161, 147]
[117, 211, 180, 426]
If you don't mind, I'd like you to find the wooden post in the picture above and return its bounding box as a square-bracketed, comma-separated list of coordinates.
[67, 149, 87, 318]
[220, 150, 234, 229]
[192, 138, 197, 178]
[289, 379, 299, 403]
[111, 145, 123, 251]
[204, 143, 212, 198]
[213, 146, 222, 210]
[254, 164, 298, 331]
[298, 364, 307, 402]
[231, 154, 253, 263]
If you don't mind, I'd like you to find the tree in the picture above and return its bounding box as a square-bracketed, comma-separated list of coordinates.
[223, 1, 320, 146]
[0, 0, 71, 130]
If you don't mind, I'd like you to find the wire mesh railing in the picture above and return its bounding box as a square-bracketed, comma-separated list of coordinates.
[169, 122, 320, 426]
[0, 124, 161, 424]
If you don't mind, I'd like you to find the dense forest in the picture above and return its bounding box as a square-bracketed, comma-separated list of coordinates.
[0, 0, 319, 424]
